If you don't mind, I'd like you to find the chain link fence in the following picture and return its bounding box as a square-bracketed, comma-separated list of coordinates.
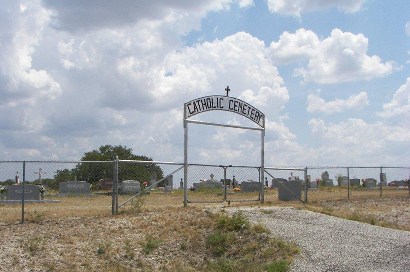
[0, 160, 116, 224]
[1, 160, 409, 223]
[305, 167, 410, 202]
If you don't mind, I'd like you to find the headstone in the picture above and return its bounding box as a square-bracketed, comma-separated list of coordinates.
[388, 180, 407, 187]
[272, 178, 287, 188]
[232, 176, 238, 188]
[7, 184, 41, 200]
[380, 173, 387, 184]
[322, 179, 334, 187]
[220, 179, 232, 187]
[59, 181, 91, 195]
[164, 175, 173, 192]
[364, 178, 377, 188]
[278, 180, 301, 201]
[338, 176, 349, 187]
[0, 186, 6, 200]
[378, 182, 387, 187]
[166, 175, 173, 188]
[99, 178, 112, 190]
[241, 181, 261, 192]
[150, 173, 157, 188]
[309, 181, 318, 188]
[119, 180, 141, 194]
[321, 171, 330, 181]
[193, 180, 223, 190]
[349, 178, 360, 186]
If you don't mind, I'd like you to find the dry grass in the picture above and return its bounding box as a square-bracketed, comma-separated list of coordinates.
[0, 205, 298, 272]
[0, 187, 408, 271]
[1, 187, 408, 228]
[264, 187, 410, 231]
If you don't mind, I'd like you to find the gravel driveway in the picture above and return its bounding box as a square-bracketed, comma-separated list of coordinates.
[229, 206, 410, 272]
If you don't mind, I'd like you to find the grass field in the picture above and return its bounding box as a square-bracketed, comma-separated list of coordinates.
[0, 187, 408, 271]
[0, 187, 410, 225]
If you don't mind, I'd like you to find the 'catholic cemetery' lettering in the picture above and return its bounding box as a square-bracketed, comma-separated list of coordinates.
[184, 95, 265, 128]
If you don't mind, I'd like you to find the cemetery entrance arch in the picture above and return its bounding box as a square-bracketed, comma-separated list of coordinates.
[183, 88, 265, 206]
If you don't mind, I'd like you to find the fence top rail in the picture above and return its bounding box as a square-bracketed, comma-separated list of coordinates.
[290, 166, 410, 170]
[118, 160, 184, 166]
[266, 167, 306, 171]
[304, 166, 349, 170]
[0, 160, 114, 163]
[0, 160, 409, 170]
[186, 163, 261, 168]
[348, 166, 410, 169]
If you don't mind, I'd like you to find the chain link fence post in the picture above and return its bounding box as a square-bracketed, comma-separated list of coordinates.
[112, 155, 119, 215]
[221, 165, 228, 202]
[260, 167, 264, 204]
[406, 170, 410, 197]
[115, 157, 119, 214]
[21, 161, 26, 224]
[347, 167, 350, 200]
[304, 167, 308, 203]
[379, 167, 383, 198]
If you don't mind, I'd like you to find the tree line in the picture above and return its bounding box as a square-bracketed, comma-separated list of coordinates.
[36, 145, 164, 190]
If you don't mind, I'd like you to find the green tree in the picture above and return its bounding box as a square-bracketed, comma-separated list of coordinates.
[55, 169, 77, 183]
[39, 178, 60, 190]
[72, 145, 164, 187]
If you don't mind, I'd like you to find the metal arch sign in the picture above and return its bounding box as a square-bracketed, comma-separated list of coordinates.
[184, 95, 265, 128]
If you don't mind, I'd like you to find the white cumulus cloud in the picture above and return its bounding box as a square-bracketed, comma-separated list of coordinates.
[269, 28, 319, 64]
[0, 1, 61, 108]
[281, 29, 394, 84]
[307, 91, 368, 114]
[267, 0, 366, 17]
[160, 32, 288, 114]
[308, 118, 410, 165]
[43, 0, 231, 33]
[378, 77, 410, 126]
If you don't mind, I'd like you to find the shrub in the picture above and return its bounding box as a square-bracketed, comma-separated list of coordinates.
[96, 241, 111, 255]
[216, 211, 250, 231]
[266, 260, 289, 272]
[206, 231, 234, 257]
[142, 235, 161, 255]
[25, 236, 45, 254]
[27, 210, 45, 223]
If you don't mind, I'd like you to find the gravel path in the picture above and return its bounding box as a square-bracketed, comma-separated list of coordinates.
[229, 206, 410, 272]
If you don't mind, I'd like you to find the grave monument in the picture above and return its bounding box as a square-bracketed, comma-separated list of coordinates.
[59, 181, 91, 195]
[7, 184, 41, 201]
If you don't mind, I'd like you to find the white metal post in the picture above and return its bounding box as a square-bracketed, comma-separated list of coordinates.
[260, 128, 265, 203]
[183, 119, 188, 207]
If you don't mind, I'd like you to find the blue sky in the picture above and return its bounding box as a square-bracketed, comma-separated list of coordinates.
[0, 0, 409, 169]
